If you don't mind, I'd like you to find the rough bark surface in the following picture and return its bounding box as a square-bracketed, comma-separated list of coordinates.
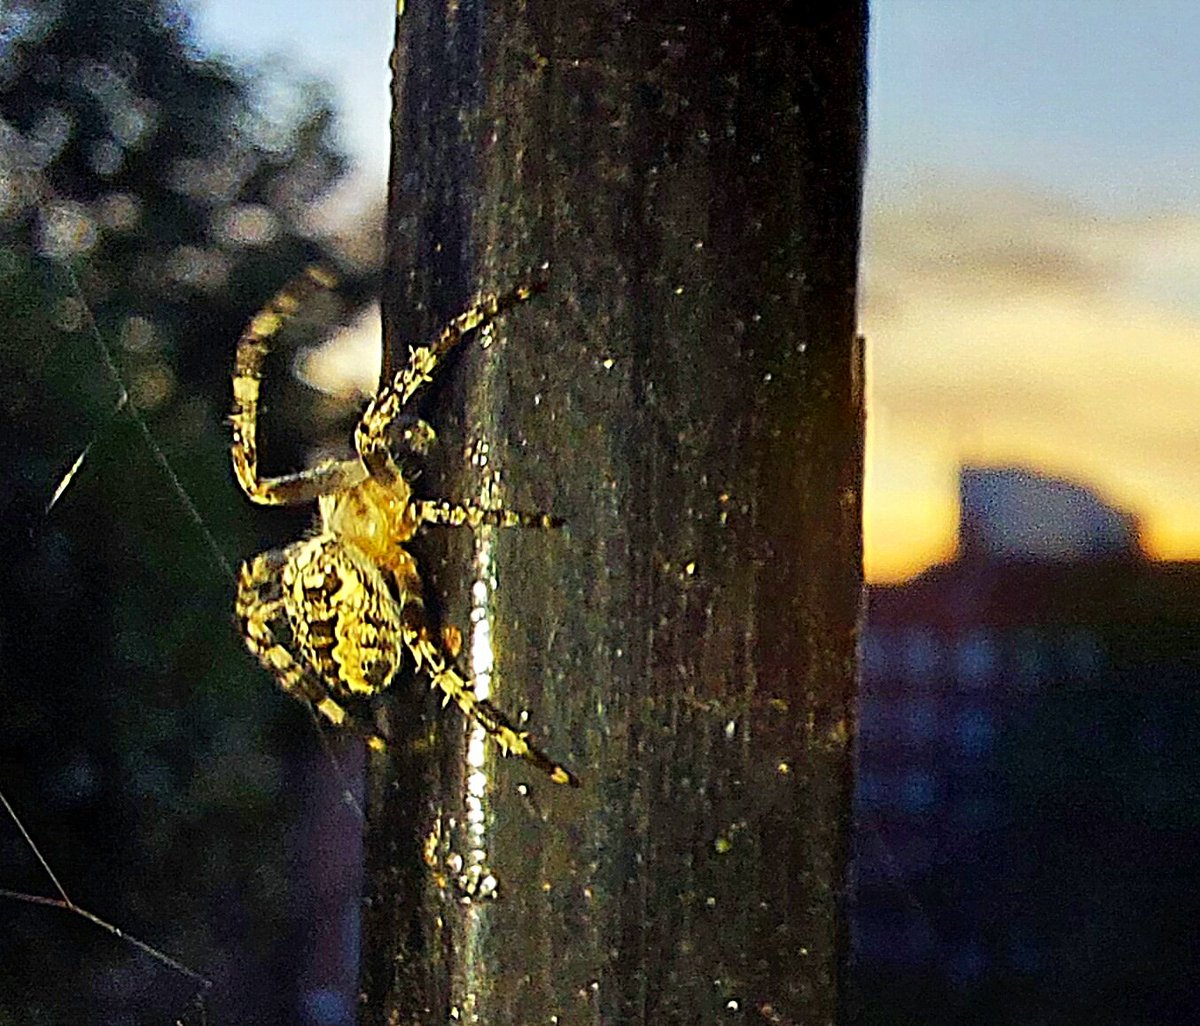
[361, 3, 867, 1024]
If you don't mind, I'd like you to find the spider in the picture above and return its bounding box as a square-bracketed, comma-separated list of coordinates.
[230, 266, 577, 786]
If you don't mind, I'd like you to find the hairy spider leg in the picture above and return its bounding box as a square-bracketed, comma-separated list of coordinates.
[351, 282, 564, 533]
[236, 548, 375, 738]
[231, 265, 367, 506]
[353, 282, 545, 483]
[400, 614, 579, 787]
[362, 286, 570, 780]
[414, 499, 563, 531]
[393, 416, 437, 457]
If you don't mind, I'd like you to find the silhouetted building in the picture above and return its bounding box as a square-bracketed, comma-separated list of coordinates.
[958, 466, 1140, 563]
[853, 468, 1200, 1025]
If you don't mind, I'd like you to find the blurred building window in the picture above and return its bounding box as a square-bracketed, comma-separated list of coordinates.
[861, 629, 892, 680]
[905, 699, 938, 745]
[856, 769, 888, 812]
[955, 629, 997, 689]
[902, 920, 936, 968]
[1137, 708, 1169, 755]
[1010, 629, 1045, 690]
[1006, 924, 1043, 974]
[858, 694, 899, 746]
[1062, 628, 1104, 679]
[946, 938, 988, 987]
[956, 706, 995, 758]
[902, 628, 942, 688]
[952, 792, 995, 831]
[901, 769, 936, 813]
[854, 916, 900, 965]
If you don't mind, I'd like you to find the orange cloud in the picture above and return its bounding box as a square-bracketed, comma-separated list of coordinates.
[862, 176, 1200, 582]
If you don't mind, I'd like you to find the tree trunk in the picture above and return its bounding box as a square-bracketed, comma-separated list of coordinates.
[361, 3, 867, 1025]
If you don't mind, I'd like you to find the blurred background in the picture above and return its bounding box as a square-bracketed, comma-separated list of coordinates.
[0, 1, 1197, 1024]
[856, 7, 1200, 1024]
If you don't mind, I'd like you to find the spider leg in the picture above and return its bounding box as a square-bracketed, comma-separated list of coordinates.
[415, 499, 563, 531]
[400, 617, 578, 787]
[394, 416, 437, 458]
[231, 265, 368, 505]
[236, 551, 387, 749]
[354, 281, 545, 482]
[236, 552, 350, 726]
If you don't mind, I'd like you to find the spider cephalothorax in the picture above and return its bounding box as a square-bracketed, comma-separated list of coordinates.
[230, 266, 576, 785]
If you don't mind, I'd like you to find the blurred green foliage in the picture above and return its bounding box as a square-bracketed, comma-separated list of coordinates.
[0, 1, 366, 1022]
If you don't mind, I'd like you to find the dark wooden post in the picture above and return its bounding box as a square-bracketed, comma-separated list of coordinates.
[361, 3, 867, 1025]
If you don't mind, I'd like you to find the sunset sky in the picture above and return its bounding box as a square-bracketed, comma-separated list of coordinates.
[862, 2, 1200, 581]
[194, 1, 1200, 583]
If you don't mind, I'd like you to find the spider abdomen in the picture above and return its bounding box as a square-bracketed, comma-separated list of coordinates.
[281, 535, 408, 699]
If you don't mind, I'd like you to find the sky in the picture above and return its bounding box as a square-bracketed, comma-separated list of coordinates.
[191, 0, 1200, 583]
[862, 2, 1200, 580]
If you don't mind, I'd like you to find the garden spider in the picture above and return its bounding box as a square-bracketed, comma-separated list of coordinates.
[230, 266, 577, 786]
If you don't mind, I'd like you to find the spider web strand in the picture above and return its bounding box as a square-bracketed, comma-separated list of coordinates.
[0, 786, 71, 906]
[0, 787, 212, 993]
[59, 263, 235, 582]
